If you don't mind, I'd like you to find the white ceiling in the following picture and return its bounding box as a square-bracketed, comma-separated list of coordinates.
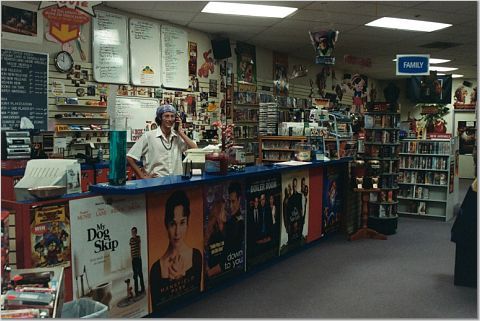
[103, 1, 478, 80]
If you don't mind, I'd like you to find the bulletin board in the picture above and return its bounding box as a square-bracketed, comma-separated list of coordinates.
[129, 18, 162, 87]
[161, 24, 189, 90]
[1, 49, 48, 130]
[114, 96, 159, 142]
[92, 10, 129, 84]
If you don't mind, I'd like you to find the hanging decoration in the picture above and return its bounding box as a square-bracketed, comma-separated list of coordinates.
[289, 64, 308, 80]
[198, 49, 214, 78]
[39, 1, 100, 60]
[309, 29, 339, 65]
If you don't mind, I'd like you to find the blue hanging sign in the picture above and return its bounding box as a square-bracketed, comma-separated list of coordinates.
[396, 54, 430, 76]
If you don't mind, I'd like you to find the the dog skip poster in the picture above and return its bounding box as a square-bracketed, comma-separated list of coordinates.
[203, 180, 246, 289]
[69, 195, 148, 318]
[146, 188, 204, 314]
[279, 170, 310, 256]
[245, 174, 282, 269]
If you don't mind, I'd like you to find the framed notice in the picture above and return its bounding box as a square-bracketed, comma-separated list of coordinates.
[129, 18, 161, 87]
[161, 24, 189, 90]
[92, 10, 129, 84]
[1, 2, 44, 43]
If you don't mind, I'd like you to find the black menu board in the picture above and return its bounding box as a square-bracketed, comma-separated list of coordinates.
[1, 49, 48, 130]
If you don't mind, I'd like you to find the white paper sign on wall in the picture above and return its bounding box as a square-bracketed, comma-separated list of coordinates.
[161, 25, 189, 90]
[129, 18, 161, 87]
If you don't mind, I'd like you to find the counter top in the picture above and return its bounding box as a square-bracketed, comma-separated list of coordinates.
[89, 158, 351, 195]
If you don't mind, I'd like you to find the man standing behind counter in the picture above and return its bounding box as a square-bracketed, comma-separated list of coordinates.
[127, 104, 197, 178]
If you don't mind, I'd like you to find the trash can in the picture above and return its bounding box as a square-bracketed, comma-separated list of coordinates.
[61, 298, 108, 318]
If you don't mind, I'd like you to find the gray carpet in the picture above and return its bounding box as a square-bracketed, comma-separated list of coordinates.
[162, 181, 477, 318]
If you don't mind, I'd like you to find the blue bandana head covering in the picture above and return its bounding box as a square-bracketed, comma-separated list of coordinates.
[156, 104, 176, 118]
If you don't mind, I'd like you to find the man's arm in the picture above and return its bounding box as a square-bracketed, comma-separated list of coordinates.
[127, 156, 152, 179]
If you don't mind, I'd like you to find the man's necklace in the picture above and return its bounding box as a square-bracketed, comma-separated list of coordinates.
[161, 136, 173, 150]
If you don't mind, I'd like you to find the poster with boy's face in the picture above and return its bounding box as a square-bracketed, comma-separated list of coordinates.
[203, 180, 246, 288]
[279, 170, 309, 256]
[245, 174, 282, 269]
[146, 188, 203, 313]
[69, 195, 148, 318]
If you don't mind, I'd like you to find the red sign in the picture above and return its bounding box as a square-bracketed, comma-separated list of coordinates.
[42, 6, 90, 43]
[344, 54, 372, 68]
[427, 133, 452, 139]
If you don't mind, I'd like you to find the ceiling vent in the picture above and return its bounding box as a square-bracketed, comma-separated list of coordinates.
[419, 41, 461, 49]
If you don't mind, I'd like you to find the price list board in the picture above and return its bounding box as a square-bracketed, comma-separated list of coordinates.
[1, 49, 48, 130]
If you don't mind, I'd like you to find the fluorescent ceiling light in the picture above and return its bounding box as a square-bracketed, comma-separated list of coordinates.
[436, 73, 463, 78]
[392, 58, 450, 64]
[429, 66, 458, 72]
[366, 17, 452, 32]
[202, 2, 297, 18]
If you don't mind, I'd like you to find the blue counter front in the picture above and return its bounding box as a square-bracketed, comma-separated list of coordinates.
[3, 159, 351, 318]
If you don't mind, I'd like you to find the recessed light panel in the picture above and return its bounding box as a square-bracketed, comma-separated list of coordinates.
[202, 2, 298, 18]
[366, 17, 452, 32]
[429, 66, 458, 72]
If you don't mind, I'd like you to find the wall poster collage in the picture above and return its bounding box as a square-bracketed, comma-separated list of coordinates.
[245, 174, 282, 268]
[203, 180, 246, 288]
[279, 170, 310, 256]
[146, 188, 204, 313]
[69, 195, 149, 318]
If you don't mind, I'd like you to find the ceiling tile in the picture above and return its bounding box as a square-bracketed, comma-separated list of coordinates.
[187, 22, 265, 35]
[291, 9, 374, 25]
[127, 9, 197, 24]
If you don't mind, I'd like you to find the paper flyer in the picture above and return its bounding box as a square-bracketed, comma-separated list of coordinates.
[69, 195, 148, 318]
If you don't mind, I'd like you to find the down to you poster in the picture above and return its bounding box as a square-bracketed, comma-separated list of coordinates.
[69, 195, 148, 318]
[203, 180, 246, 288]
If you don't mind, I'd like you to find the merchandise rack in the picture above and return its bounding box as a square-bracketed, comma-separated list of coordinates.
[362, 102, 401, 235]
[397, 138, 458, 221]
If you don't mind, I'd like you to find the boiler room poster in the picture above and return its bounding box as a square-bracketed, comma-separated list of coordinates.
[69, 195, 148, 318]
[203, 180, 246, 289]
[146, 188, 204, 313]
[280, 170, 309, 256]
[245, 174, 282, 269]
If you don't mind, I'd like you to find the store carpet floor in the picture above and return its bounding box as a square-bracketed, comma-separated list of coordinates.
[160, 181, 477, 319]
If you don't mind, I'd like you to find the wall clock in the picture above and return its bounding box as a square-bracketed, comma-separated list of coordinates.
[54, 51, 74, 73]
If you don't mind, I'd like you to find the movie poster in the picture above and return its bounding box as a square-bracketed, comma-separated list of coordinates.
[30, 202, 71, 268]
[323, 166, 343, 234]
[245, 174, 282, 269]
[279, 170, 309, 256]
[146, 188, 203, 313]
[236, 41, 257, 92]
[307, 167, 323, 243]
[273, 52, 288, 96]
[203, 180, 246, 288]
[449, 161, 455, 194]
[457, 121, 476, 155]
[69, 195, 148, 318]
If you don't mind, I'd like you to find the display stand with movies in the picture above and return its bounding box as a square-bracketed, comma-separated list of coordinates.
[361, 102, 401, 235]
[397, 137, 458, 221]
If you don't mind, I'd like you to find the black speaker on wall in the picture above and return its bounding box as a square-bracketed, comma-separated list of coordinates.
[211, 38, 232, 60]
